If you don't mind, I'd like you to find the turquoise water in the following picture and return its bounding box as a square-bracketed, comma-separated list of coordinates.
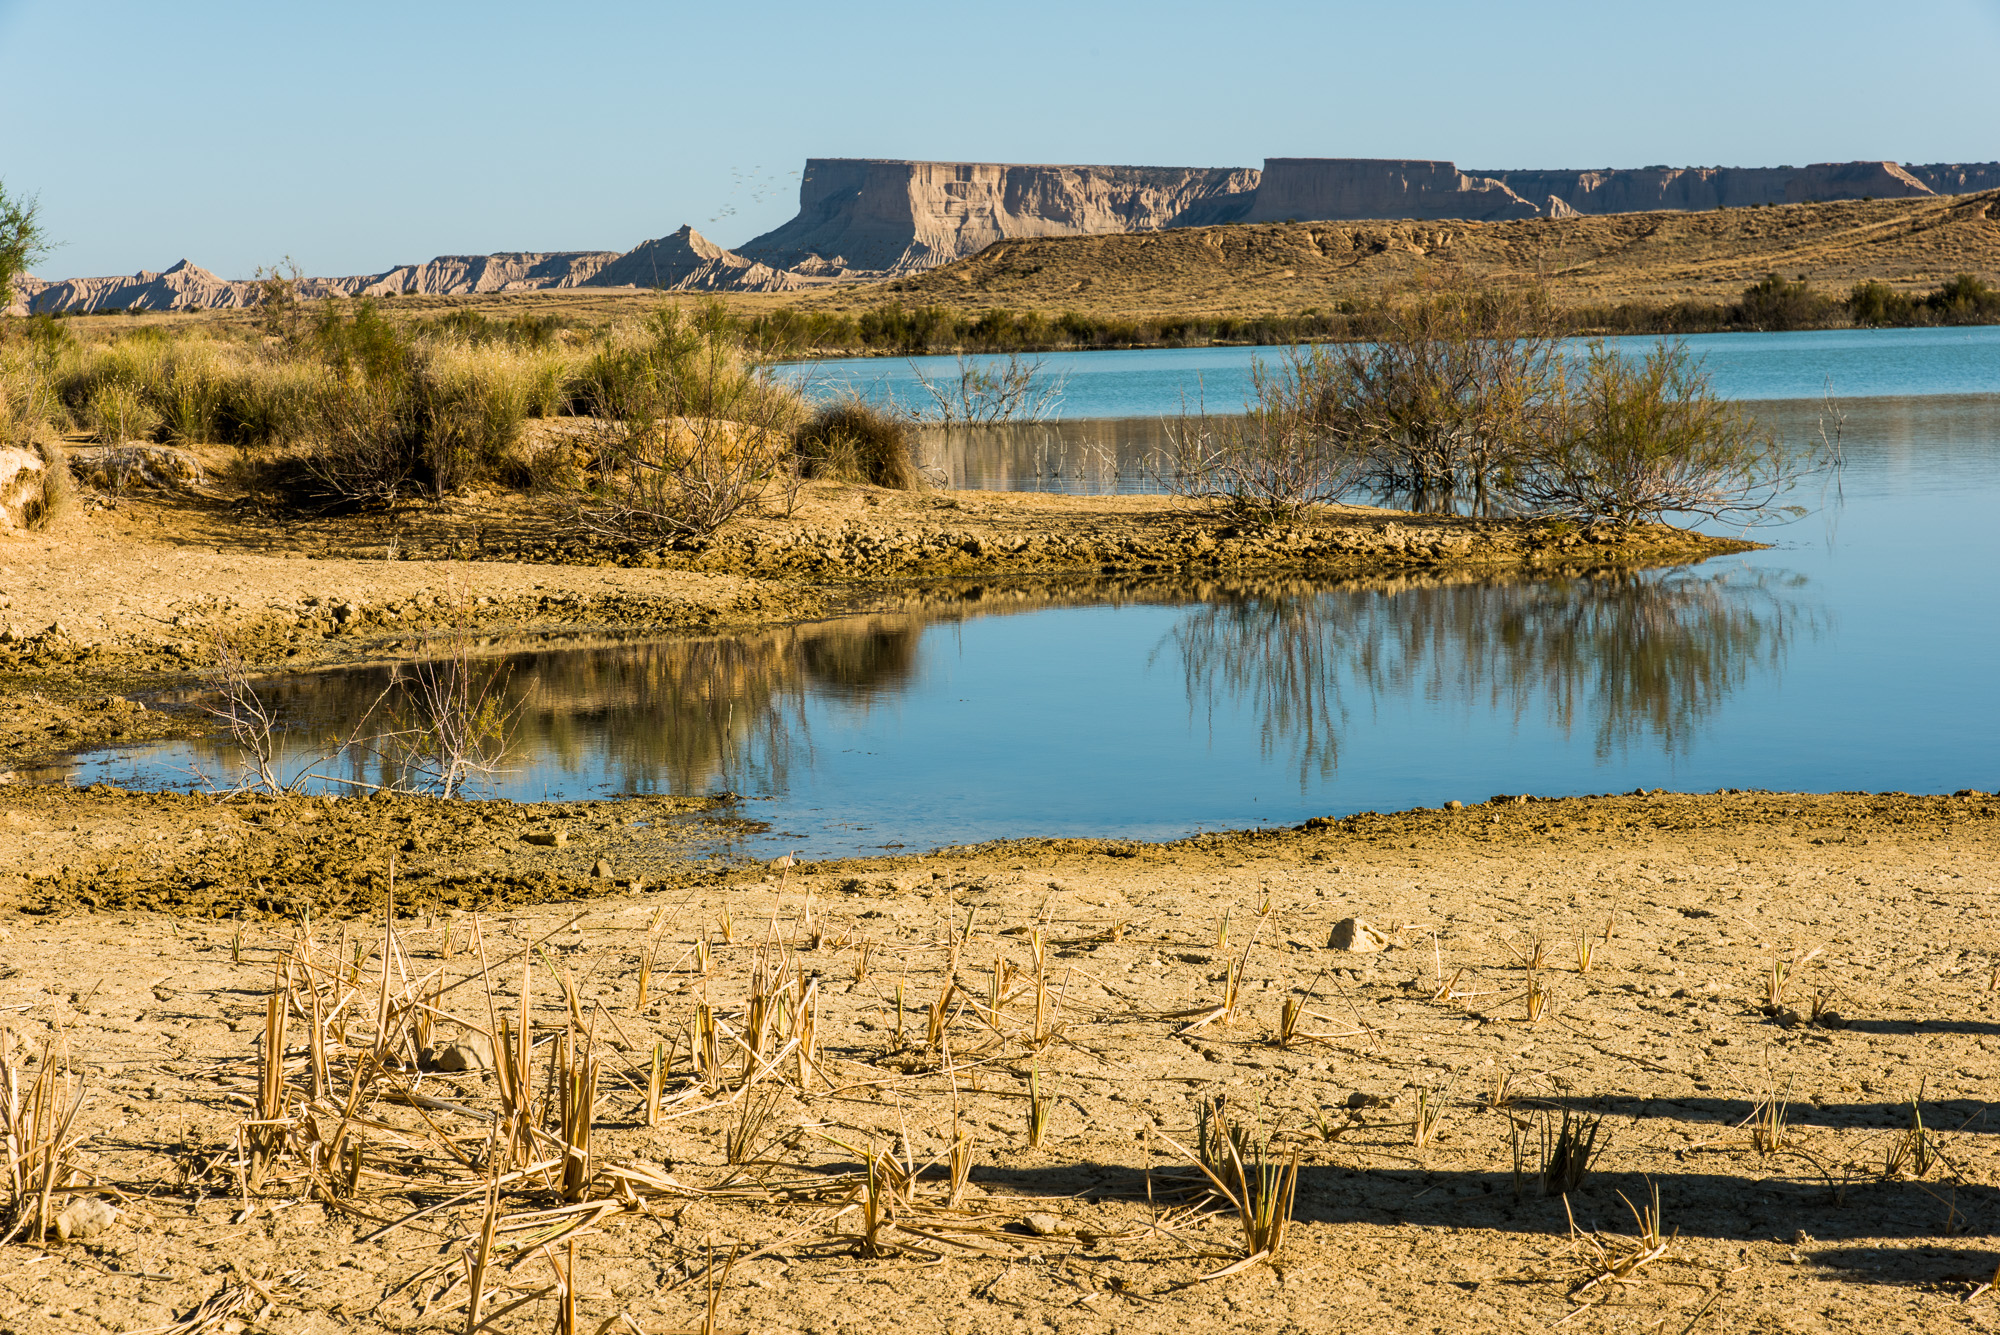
[67, 391, 2000, 859]
[781, 326, 2000, 419]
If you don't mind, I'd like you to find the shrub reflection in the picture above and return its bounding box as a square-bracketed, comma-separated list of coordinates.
[1165, 567, 1815, 785]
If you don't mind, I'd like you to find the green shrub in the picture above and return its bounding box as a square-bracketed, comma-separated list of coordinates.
[1926, 273, 2000, 324]
[1734, 273, 1839, 331]
[1510, 340, 1805, 526]
[1847, 280, 1916, 327]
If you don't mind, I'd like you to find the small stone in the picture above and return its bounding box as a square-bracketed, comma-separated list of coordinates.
[54, 1197, 119, 1243]
[1444, 800, 1463, 811]
[592, 858, 613, 879]
[1022, 1212, 1070, 1237]
[422, 1036, 494, 1072]
[1815, 1010, 1846, 1030]
[1329, 916, 1389, 952]
[1346, 1091, 1388, 1110]
[523, 830, 567, 848]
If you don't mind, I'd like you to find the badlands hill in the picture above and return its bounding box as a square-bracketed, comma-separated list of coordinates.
[15, 156, 1999, 317]
[6, 226, 807, 317]
[855, 190, 2000, 316]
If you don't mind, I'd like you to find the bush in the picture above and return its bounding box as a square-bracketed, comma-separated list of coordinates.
[1302, 284, 1567, 514]
[794, 397, 919, 489]
[1926, 273, 2000, 324]
[1509, 340, 1807, 526]
[1847, 280, 1916, 327]
[1167, 350, 1368, 521]
[566, 302, 808, 541]
[1734, 273, 1838, 331]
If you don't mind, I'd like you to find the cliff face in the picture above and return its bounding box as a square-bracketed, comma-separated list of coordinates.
[1242, 159, 1540, 223]
[1484, 161, 1934, 213]
[1908, 162, 2000, 195]
[736, 159, 1260, 273]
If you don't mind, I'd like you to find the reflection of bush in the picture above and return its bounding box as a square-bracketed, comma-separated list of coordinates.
[1168, 567, 1815, 784]
[189, 616, 928, 797]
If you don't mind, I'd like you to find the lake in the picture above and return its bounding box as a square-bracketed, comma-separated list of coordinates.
[65, 331, 2000, 858]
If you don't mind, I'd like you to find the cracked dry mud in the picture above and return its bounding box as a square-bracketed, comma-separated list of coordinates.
[2, 788, 1997, 1334]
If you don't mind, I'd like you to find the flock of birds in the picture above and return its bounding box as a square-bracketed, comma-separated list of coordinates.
[707, 165, 800, 227]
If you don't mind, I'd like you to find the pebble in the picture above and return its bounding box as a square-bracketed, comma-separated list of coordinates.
[523, 830, 568, 847]
[1329, 916, 1389, 952]
[592, 858, 613, 879]
[54, 1197, 119, 1243]
[422, 1036, 494, 1073]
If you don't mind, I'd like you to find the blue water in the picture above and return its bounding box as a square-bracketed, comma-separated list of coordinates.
[66, 392, 2000, 859]
[779, 326, 2000, 420]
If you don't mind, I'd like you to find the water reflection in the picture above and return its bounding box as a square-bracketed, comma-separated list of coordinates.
[1167, 566, 1817, 786]
[138, 564, 1814, 819]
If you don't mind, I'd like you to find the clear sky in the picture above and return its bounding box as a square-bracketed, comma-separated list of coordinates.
[4, 0, 1997, 280]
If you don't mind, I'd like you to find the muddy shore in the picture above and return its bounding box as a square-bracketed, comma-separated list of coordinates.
[2, 787, 1997, 1334]
[13, 482, 1996, 1334]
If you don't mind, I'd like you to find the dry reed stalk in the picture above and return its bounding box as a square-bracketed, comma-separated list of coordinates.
[725, 1087, 783, 1166]
[1569, 1180, 1672, 1302]
[1540, 1110, 1606, 1195]
[948, 1131, 974, 1208]
[1276, 996, 1303, 1049]
[0, 1036, 87, 1245]
[853, 942, 871, 985]
[248, 959, 291, 1188]
[718, 905, 735, 946]
[1215, 909, 1231, 952]
[1766, 947, 1825, 1010]
[693, 1004, 722, 1096]
[1574, 935, 1595, 974]
[1524, 971, 1550, 1023]
[1026, 1064, 1053, 1149]
[635, 908, 666, 1011]
[645, 1042, 665, 1129]
[1750, 1080, 1791, 1156]
[1411, 1084, 1451, 1150]
[462, 1177, 501, 1335]
[557, 1031, 598, 1202]
[1158, 1101, 1299, 1278]
[792, 980, 819, 1092]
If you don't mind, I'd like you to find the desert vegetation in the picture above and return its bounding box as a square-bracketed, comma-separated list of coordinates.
[1167, 284, 1825, 526]
[729, 270, 2000, 357]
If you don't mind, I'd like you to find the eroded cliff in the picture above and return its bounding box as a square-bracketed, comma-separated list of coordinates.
[736, 159, 1259, 274]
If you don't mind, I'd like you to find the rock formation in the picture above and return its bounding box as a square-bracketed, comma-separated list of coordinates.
[735, 159, 1259, 274]
[1242, 159, 1541, 224]
[1479, 161, 1934, 214]
[1907, 162, 2000, 195]
[584, 226, 803, 292]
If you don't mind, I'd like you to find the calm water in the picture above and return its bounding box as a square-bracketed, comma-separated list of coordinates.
[66, 386, 2000, 859]
[782, 325, 2000, 420]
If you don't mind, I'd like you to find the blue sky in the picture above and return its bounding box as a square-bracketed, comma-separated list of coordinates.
[4, 0, 1997, 279]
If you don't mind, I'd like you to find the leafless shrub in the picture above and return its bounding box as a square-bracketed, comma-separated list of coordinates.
[904, 353, 1065, 427]
[567, 307, 802, 541]
[1164, 349, 1368, 522]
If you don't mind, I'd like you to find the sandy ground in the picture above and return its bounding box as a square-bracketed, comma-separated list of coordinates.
[0, 471, 1985, 1334]
[2, 787, 1998, 1334]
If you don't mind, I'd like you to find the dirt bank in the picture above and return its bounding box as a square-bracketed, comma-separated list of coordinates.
[1, 786, 1996, 1333]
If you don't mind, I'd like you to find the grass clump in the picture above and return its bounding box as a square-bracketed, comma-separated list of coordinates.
[793, 396, 918, 490]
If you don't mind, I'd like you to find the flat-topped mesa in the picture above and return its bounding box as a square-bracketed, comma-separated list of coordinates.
[1242, 159, 1542, 223]
[736, 158, 1261, 274]
[1480, 161, 1935, 214]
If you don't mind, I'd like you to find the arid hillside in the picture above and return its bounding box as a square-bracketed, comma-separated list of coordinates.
[849, 190, 2000, 318]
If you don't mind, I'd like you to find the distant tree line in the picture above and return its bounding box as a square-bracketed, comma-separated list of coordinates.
[733, 273, 2000, 357]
